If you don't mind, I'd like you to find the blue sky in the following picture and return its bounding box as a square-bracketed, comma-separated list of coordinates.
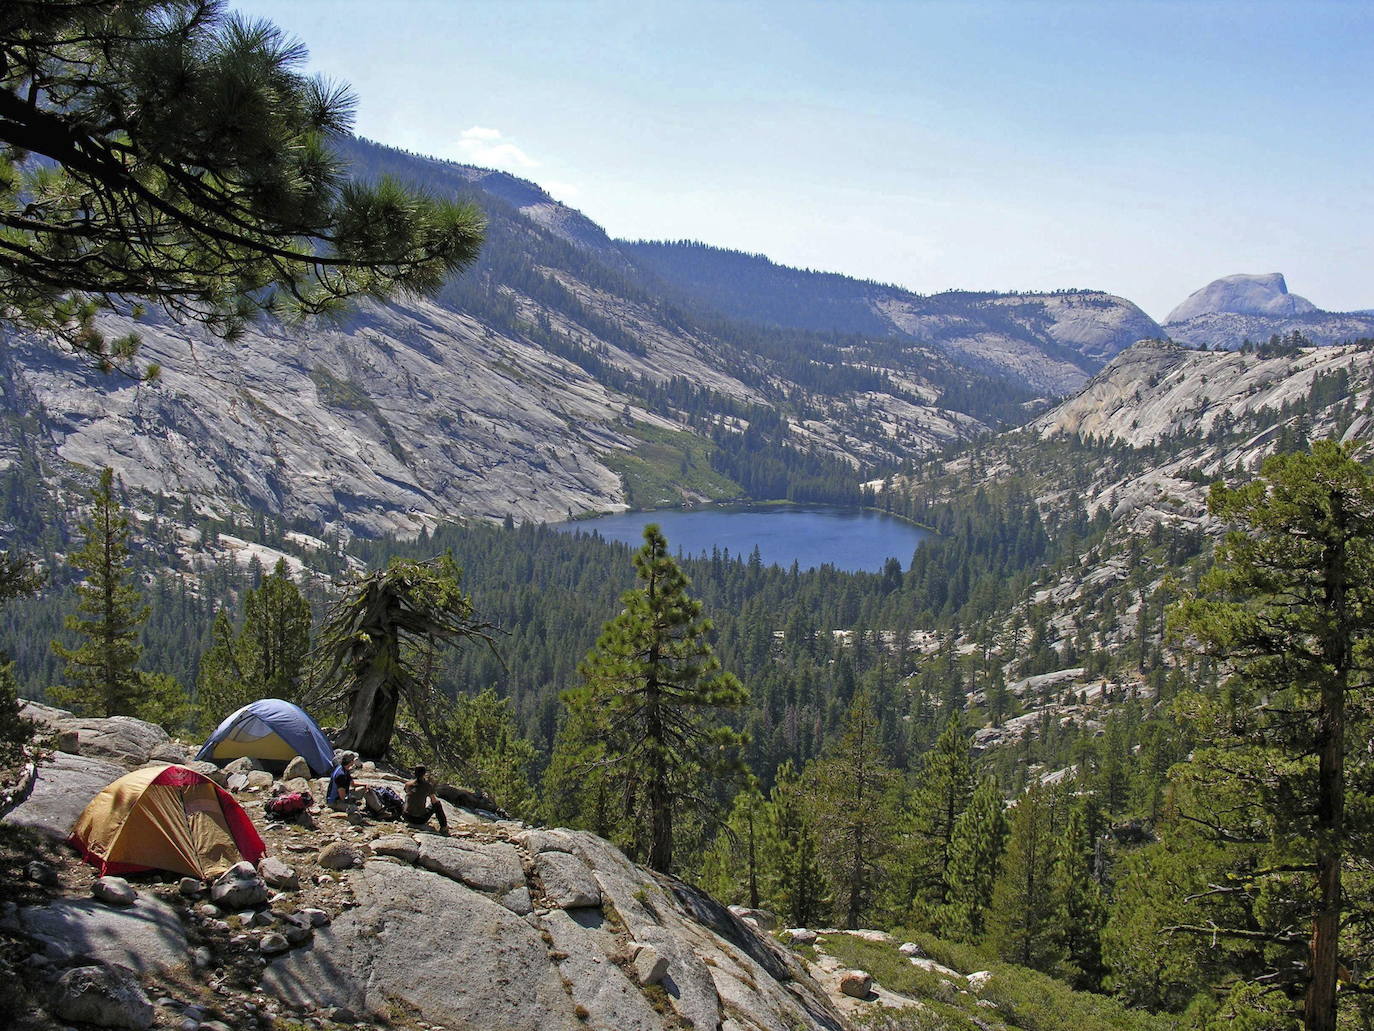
[233, 1, 1372, 321]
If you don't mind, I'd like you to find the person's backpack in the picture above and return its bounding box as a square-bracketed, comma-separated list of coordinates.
[265, 791, 312, 819]
[373, 785, 404, 814]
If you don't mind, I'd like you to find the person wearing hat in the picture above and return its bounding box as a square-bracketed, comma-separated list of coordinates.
[403, 765, 448, 835]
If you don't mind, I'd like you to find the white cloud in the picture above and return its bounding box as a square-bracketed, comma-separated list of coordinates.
[451, 126, 540, 170]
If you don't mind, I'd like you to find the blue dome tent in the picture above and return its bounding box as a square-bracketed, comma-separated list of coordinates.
[197, 699, 334, 776]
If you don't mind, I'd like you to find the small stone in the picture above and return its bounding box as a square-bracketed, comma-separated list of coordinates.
[784, 927, 817, 946]
[966, 970, 993, 992]
[203, 1021, 234, 1031]
[25, 859, 58, 885]
[180, 1019, 200, 1031]
[299, 907, 330, 927]
[259, 932, 290, 955]
[93, 875, 138, 905]
[179, 877, 204, 896]
[898, 941, 924, 958]
[258, 857, 300, 891]
[193, 947, 214, 969]
[313, 873, 335, 886]
[279, 912, 313, 944]
[227, 773, 250, 792]
[318, 841, 366, 870]
[631, 942, 668, 985]
[223, 757, 257, 775]
[251, 910, 277, 927]
[840, 970, 873, 999]
[329, 1007, 357, 1024]
[197, 903, 221, 918]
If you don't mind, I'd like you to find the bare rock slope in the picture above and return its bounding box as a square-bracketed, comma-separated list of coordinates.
[2, 714, 851, 1031]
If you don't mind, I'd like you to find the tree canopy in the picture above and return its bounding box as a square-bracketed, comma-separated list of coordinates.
[0, 1, 484, 370]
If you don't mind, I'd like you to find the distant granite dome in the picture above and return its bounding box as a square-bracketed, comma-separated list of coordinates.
[1166, 273, 1317, 324]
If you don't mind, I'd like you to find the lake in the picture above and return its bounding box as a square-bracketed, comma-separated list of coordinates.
[557, 505, 930, 573]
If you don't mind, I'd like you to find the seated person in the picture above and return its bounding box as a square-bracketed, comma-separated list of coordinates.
[403, 765, 449, 834]
[326, 751, 359, 808]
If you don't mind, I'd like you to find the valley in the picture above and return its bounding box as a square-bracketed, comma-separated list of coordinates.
[5, 85, 1374, 1031]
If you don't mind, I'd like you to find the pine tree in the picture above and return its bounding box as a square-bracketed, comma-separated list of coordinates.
[987, 779, 1066, 970]
[194, 608, 249, 729]
[901, 712, 975, 915]
[767, 759, 826, 927]
[940, 775, 1008, 941]
[1, 2, 485, 371]
[51, 468, 149, 716]
[1170, 442, 1374, 1031]
[558, 525, 747, 872]
[1050, 797, 1107, 989]
[808, 687, 899, 929]
[317, 554, 493, 759]
[699, 780, 772, 908]
[238, 558, 311, 699]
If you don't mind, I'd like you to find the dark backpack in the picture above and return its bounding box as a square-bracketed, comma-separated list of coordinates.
[265, 791, 312, 819]
[373, 785, 404, 814]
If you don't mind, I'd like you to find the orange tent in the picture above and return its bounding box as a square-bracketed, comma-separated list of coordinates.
[69, 764, 266, 879]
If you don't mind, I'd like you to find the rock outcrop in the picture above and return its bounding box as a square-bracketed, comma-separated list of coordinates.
[1164, 273, 1374, 351]
[1166, 273, 1317, 323]
[3, 709, 854, 1031]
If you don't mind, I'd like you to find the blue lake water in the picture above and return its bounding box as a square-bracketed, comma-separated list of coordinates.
[557, 505, 930, 573]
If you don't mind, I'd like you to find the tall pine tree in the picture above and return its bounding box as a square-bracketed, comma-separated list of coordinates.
[808, 687, 899, 929]
[51, 468, 148, 716]
[558, 525, 747, 872]
[940, 775, 1008, 941]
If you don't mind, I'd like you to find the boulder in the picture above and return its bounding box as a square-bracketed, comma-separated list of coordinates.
[418, 836, 525, 897]
[515, 828, 579, 854]
[186, 760, 228, 787]
[209, 863, 268, 909]
[784, 927, 818, 946]
[258, 857, 299, 891]
[318, 840, 367, 870]
[280, 777, 312, 794]
[260, 932, 291, 955]
[25, 859, 57, 886]
[3, 751, 125, 840]
[840, 970, 873, 999]
[282, 755, 312, 781]
[51, 962, 154, 1029]
[729, 905, 778, 930]
[245, 770, 274, 790]
[370, 834, 421, 864]
[222, 757, 258, 775]
[533, 850, 600, 909]
[226, 772, 250, 792]
[262, 861, 583, 1031]
[20, 895, 189, 973]
[299, 908, 330, 927]
[52, 715, 172, 766]
[967, 970, 993, 992]
[631, 942, 668, 985]
[178, 877, 203, 897]
[898, 941, 924, 958]
[93, 876, 138, 906]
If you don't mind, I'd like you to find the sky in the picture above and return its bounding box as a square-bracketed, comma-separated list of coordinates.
[232, 0, 1373, 321]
